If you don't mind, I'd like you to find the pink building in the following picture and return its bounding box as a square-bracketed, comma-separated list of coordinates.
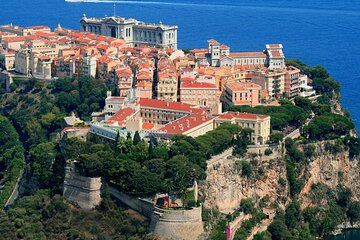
[180, 82, 218, 110]
[222, 81, 262, 108]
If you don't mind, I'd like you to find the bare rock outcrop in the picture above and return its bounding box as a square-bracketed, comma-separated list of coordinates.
[200, 154, 289, 214]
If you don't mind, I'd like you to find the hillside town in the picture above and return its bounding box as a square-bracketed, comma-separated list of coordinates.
[0, 16, 316, 145]
[1, 13, 360, 240]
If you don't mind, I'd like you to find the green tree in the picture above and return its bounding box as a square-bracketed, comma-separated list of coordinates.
[270, 132, 284, 143]
[133, 131, 141, 145]
[240, 198, 256, 214]
[347, 202, 360, 223]
[268, 217, 290, 240]
[28, 142, 57, 188]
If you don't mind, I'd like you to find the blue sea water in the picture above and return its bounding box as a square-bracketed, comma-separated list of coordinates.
[1, 0, 360, 132]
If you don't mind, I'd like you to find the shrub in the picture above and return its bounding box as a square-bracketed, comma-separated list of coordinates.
[264, 149, 273, 156]
[187, 200, 197, 208]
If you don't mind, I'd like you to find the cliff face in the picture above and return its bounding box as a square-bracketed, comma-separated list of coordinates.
[201, 141, 360, 213]
[300, 142, 360, 208]
[200, 151, 289, 214]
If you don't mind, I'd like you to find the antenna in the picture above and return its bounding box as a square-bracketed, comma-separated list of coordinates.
[113, 3, 116, 17]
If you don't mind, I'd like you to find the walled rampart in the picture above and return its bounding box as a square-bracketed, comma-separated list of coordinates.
[109, 186, 204, 240]
[63, 164, 103, 209]
[151, 206, 204, 240]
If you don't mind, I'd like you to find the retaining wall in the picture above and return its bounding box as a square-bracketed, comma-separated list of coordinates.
[63, 165, 103, 209]
[109, 186, 204, 240]
[151, 206, 204, 240]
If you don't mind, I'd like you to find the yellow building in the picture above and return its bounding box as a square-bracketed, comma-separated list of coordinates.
[214, 111, 270, 144]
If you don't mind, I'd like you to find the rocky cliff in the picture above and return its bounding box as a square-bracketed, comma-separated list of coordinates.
[300, 141, 360, 208]
[200, 150, 289, 214]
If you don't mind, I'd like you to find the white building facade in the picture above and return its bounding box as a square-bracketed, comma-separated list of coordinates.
[80, 15, 178, 49]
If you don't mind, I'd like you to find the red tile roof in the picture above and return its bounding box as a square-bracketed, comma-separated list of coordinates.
[139, 98, 203, 113]
[230, 52, 266, 58]
[189, 48, 208, 54]
[26, 26, 50, 30]
[3, 36, 25, 42]
[226, 82, 261, 91]
[268, 44, 281, 48]
[181, 82, 217, 89]
[180, 77, 194, 82]
[160, 113, 214, 134]
[270, 50, 281, 58]
[218, 111, 269, 120]
[108, 97, 125, 101]
[142, 123, 155, 130]
[107, 108, 136, 125]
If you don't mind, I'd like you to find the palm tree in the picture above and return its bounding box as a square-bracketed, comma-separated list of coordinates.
[175, 174, 189, 209]
[163, 179, 175, 208]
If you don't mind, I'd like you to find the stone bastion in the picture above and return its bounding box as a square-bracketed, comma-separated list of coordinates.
[63, 164, 103, 210]
[151, 206, 203, 240]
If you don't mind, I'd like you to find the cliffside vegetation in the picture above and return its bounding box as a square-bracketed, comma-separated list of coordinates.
[72, 123, 251, 199]
[0, 115, 24, 208]
[0, 189, 156, 240]
[208, 60, 360, 240]
[0, 76, 158, 238]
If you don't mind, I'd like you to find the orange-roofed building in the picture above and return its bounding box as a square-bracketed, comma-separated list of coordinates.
[222, 81, 263, 108]
[98, 56, 118, 80]
[284, 66, 301, 98]
[106, 107, 136, 127]
[136, 82, 152, 99]
[1, 36, 26, 50]
[115, 66, 133, 97]
[157, 59, 178, 102]
[24, 26, 51, 35]
[180, 81, 218, 110]
[138, 98, 203, 125]
[214, 111, 270, 144]
[0, 48, 15, 70]
[159, 113, 214, 137]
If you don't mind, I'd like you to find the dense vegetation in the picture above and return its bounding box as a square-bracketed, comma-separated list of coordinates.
[0, 190, 157, 240]
[73, 123, 251, 199]
[0, 58, 359, 240]
[0, 115, 24, 208]
[0, 76, 158, 239]
[228, 102, 309, 131]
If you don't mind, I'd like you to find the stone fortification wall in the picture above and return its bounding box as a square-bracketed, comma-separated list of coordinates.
[151, 206, 203, 240]
[63, 165, 103, 209]
[109, 187, 154, 218]
[109, 186, 204, 240]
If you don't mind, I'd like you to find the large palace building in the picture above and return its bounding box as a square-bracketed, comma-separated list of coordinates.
[80, 14, 178, 49]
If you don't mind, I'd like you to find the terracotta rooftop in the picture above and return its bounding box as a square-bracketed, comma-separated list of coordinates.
[107, 108, 136, 126]
[268, 44, 282, 48]
[139, 98, 203, 113]
[160, 113, 214, 134]
[226, 82, 261, 91]
[142, 123, 155, 130]
[26, 26, 50, 30]
[270, 50, 281, 58]
[181, 82, 217, 89]
[217, 111, 269, 120]
[230, 52, 266, 58]
[108, 96, 126, 101]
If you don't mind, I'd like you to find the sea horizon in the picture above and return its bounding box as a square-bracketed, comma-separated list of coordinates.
[1, 0, 360, 132]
